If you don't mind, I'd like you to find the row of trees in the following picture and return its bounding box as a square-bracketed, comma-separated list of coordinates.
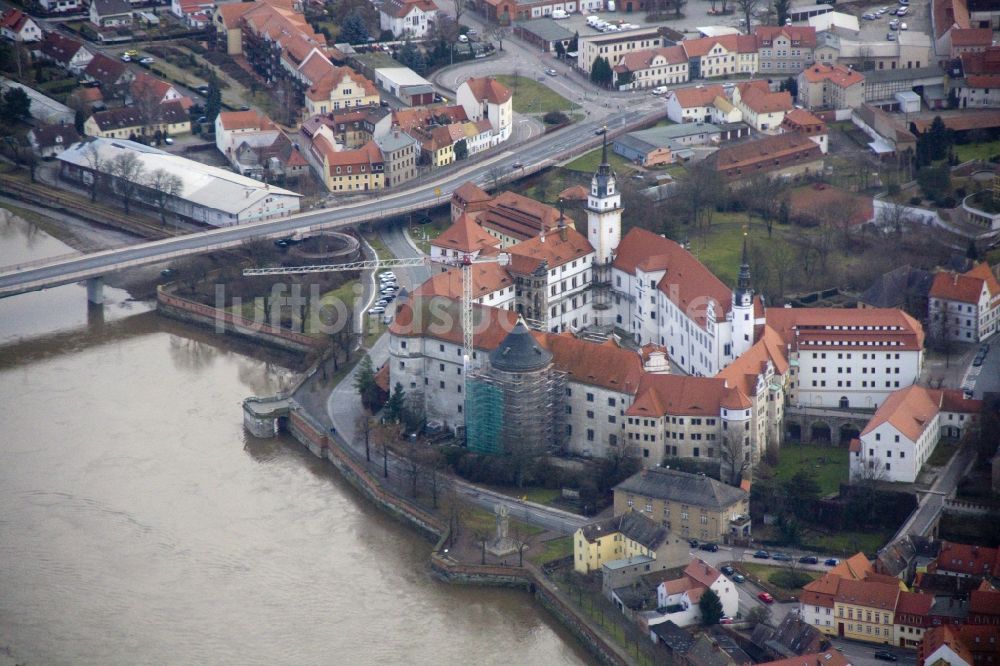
[81, 143, 183, 223]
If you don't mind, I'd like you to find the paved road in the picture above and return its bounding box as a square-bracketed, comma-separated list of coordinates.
[0, 103, 659, 298]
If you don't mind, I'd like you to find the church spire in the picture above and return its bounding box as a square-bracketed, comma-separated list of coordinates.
[737, 233, 751, 293]
[600, 128, 608, 166]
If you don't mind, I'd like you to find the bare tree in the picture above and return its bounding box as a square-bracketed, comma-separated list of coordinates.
[443, 480, 468, 548]
[146, 168, 183, 225]
[130, 75, 166, 141]
[357, 412, 374, 462]
[720, 428, 750, 486]
[108, 151, 146, 214]
[510, 522, 530, 567]
[82, 141, 104, 203]
[486, 165, 505, 191]
[452, 0, 465, 26]
[473, 528, 490, 564]
[490, 26, 509, 51]
[736, 0, 760, 31]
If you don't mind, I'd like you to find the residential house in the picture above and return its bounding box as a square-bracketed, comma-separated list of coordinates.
[664, 84, 732, 124]
[429, 212, 501, 264]
[755, 26, 817, 74]
[170, 0, 214, 24]
[732, 80, 793, 133]
[928, 262, 1000, 342]
[834, 577, 903, 645]
[84, 101, 191, 139]
[758, 652, 853, 666]
[450, 181, 492, 221]
[309, 132, 384, 191]
[412, 125, 456, 167]
[216, 110, 279, 158]
[375, 129, 419, 187]
[130, 73, 192, 109]
[28, 124, 80, 159]
[920, 625, 1000, 666]
[301, 106, 392, 150]
[89, 0, 133, 28]
[612, 45, 689, 90]
[798, 63, 866, 111]
[651, 560, 740, 628]
[954, 47, 1000, 108]
[573, 510, 686, 575]
[1, 9, 41, 42]
[378, 0, 438, 39]
[232, 131, 309, 182]
[705, 133, 824, 182]
[304, 66, 380, 117]
[933, 0, 972, 58]
[680, 35, 759, 80]
[950, 28, 993, 59]
[577, 28, 665, 76]
[927, 541, 1000, 580]
[457, 76, 512, 144]
[802, 553, 875, 633]
[613, 467, 750, 543]
[36, 32, 93, 75]
[83, 53, 135, 99]
[38, 0, 83, 13]
[781, 108, 829, 154]
[896, 590, 936, 648]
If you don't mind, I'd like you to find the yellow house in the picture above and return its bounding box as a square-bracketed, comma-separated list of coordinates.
[574, 511, 679, 575]
[84, 101, 191, 139]
[310, 133, 385, 192]
[304, 66, 380, 117]
[833, 577, 904, 644]
[415, 125, 455, 168]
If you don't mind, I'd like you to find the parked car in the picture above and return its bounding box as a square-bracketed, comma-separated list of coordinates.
[753, 550, 770, 559]
[651, 86, 669, 95]
[758, 592, 775, 604]
[732, 573, 746, 583]
[889, 19, 900, 29]
[163, 137, 174, 145]
[140, 57, 155, 65]
[973, 354, 985, 367]
[720, 617, 735, 625]
[689, 539, 700, 548]
[825, 558, 840, 566]
[700, 542, 719, 552]
[899, 21, 908, 29]
[799, 555, 819, 564]
[772, 552, 792, 562]
[120, 54, 131, 62]
[368, 306, 385, 315]
[545, 68, 558, 76]
[887, 32, 896, 40]
[874, 651, 899, 662]
[720, 565, 736, 576]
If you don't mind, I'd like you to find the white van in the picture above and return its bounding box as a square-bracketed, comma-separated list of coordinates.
[457, 34, 469, 43]
[586, 14, 600, 24]
[552, 8, 568, 18]
[651, 86, 669, 95]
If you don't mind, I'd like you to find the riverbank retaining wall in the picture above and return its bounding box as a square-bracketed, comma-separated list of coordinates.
[274, 399, 635, 666]
[157, 286, 324, 355]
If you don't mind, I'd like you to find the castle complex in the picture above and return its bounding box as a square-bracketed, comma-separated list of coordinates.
[389, 141, 926, 474]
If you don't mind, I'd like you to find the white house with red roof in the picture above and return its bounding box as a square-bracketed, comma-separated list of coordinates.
[379, 0, 438, 39]
[652, 560, 739, 627]
[429, 212, 501, 265]
[664, 85, 735, 125]
[928, 262, 1000, 342]
[130, 72, 192, 110]
[731, 80, 793, 133]
[1, 9, 41, 43]
[215, 109, 280, 157]
[456, 76, 512, 143]
[851, 385, 981, 483]
[35, 32, 93, 74]
[612, 45, 689, 90]
[170, 0, 214, 26]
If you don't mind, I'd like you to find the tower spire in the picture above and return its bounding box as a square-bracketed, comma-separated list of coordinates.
[737, 232, 751, 295]
[600, 128, 608, 166]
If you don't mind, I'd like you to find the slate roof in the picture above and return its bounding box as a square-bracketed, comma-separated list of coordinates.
[88, 100, 188, 131]
[615, 467, 748, 510]
[861, 265, 933, 309]
[579, 510, 670, 550]
[92, 0, 132, 17]
[652, 621, 696, 652]
[490, 320, 552, 372]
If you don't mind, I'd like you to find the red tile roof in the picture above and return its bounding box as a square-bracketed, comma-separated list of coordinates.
[625, 374, 729, 417]
[306, 65, 378, 102]
[782, 108, 827, 132]
[684, 559, 723, 588]
[0, 8, 31, 31]
[736, 80, 794, 115]
[413, 262, 513, 301]
[800, 63, 865, 88]
[834, 578, 901, 610]
[669, 84, 726, 109]
[707, 133, 823, 179]
[479, 190, 563, 242]
[951, 27, 992, 47]
[534, 333, 644, 394]
[758, 652, 851, 666]
[920, 626, 975, 666]
[754, 25, 817, 48]
[933, 0, 970, 40]
[764, 306, 925, 351]
[716, 325, 789, 397]
[613, 228, 734, 328]
[84, 53, 130, 87]
[463, 76, 512, 104]
[218, 109, 277, 132]
[614, 45, 687, 72]
[933, 541, 999, 577]
[39, 32, 88, 66]
[507, 226, 593, 274]
[382, 0, 438, 18]
[453, 181, 491, 205]
[431, 213, 501, 254]
[388, 297, 521, 350]
[929, 262, 1000, 304]
[681, 34, 758, 58]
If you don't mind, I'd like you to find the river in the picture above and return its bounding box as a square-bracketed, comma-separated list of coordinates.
[0, 209, 591, 666]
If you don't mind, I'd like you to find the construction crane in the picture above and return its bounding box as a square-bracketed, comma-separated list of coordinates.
[244, 252, 510, 373]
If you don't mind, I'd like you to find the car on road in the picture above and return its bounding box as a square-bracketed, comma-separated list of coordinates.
[799, 555, 819, 564]
[899, 21, 908, 29]
[120, 54, 131, 62]
[545, 68, 558, 76]
[974, 353, 985, 367]
[862, 13, 876, 19]
[874, 651, 898, 661]
[163, 137, 174, 145]
[689, 538, 700, 548]
[825, 558, 840, 566]
[140, 57, 155, 65]
[753, 550, 770, 559]
[889, 19, 900, 29]
[368, 306, 385, 315]
[196, 85, 210, 95]
[594, 127, 606, 135]
[651, 86, 669, 95]
[771, 552, 792, 562]
[720, 617, 735, 625]
[732, 573, 746, 583]
[511, 162, 524, 169]
[699, 542, 719, 552]
[887, 32, 896, 40]
[758, 592, 775, 604]
[721, 565, 735, 576]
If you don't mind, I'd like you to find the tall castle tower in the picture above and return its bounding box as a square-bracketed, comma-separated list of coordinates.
[731, 234, 755, 358]
[587, 133, 622, 265]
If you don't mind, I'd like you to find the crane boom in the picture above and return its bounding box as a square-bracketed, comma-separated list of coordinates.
[243, 257, 429, 276]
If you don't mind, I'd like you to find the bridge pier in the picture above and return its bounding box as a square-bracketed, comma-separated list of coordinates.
[86, 277, 104, 305]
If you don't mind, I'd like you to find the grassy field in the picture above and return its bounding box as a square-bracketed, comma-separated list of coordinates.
[529, 536, 572, 565]
[495, 75, 578, 114]
[955, 140, 1000, 163]
[686, 214, 800, 287]
[740, 562, 821, 595]
[564, 146, 634, 174]
[805, 529, 890, 556]
[363, 232, 391, 260]
[926, 441, 958, 467]
[769, 444, 849, 497]
[462, 505, 544, 537]
[485, 486, 562, 505]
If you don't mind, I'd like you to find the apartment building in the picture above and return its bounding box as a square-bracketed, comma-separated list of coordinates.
[797, 63, 866, 111]
[929, 262, 1000, 342]
[577, 28, 665, 75]
[612, 45, 689, 90]
[574, 511, 687, 575]
[755, 26, 817, 74]
[681, 34, 759, 80]
[732, 80, 793, 133]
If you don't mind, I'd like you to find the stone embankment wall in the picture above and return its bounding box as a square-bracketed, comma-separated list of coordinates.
[264, 398, 635, 666]
[157, 286, 324, 354]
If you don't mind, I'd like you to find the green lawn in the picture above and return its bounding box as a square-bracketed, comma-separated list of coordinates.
[926, 441, 958, 467]
[769, 444, 849, 497]
[564, 146, 634, 174]
[740, 562, 821, 595]
[529, 535, 573, 565]
[495, 75, 578, 114]
[686, 214, 801, 287]
[364, 232, 391, 261]
[462, 505, 544, 537]
[485, 485, 562, 505]
[804, 529, 890, 557]
[955, 140, 1000, 163]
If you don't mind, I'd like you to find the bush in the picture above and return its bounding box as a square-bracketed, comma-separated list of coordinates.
[909, 196, 923, 206]
[887, 183, 901, 196]
[770, 569, 813, 590]
[543, 110, 569, 125]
